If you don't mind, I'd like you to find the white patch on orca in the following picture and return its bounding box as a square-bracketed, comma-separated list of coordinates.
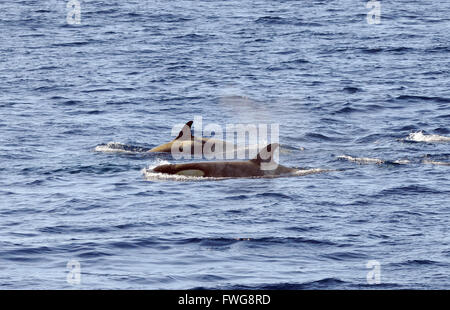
[392, 159, 411, 165]
[142, 168, 218, 182]
[142, 160, 215, 181]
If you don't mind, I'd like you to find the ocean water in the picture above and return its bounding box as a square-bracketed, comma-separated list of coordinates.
[1, 0, 449, 289]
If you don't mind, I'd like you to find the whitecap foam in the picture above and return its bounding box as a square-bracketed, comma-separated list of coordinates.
[337, 155, 384, 164]
[94, 142, 131, 153]
[405, 131, 450, 143]
[423, 160, 450, 166]
[337, 155, 410, 165]
[291, 168, 334, 176]
[94, 142, 148, 153]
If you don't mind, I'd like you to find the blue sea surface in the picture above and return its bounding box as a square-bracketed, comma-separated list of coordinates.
[1, 0, 449, 289]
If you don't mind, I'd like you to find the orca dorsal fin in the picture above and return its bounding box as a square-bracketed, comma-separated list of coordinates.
[175, 121, 193, 140]
[251, 143, 280, 166]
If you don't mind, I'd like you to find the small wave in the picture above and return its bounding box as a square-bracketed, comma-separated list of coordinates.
[360, 47, 414, 54]
[172, 236, 335, 247]
[283, 58, 309, 65]
[173, 33, 213, 42]
[389, 259, 444, 267]
[335, 106, 362, 114]
[217, 278, 347, 290]
[405, 131, 450, 143]
[342, 86, 362, 94]
[94, 142, 151, 153]
[304, 132, 333, 141]
[51, 41, 95, 47]
[255, 16, 287, 25]
[77, 251, 112, 259]
[396, 95, 450, 103]
[321, 251, 368, 261]
[378, 185, 441, 196]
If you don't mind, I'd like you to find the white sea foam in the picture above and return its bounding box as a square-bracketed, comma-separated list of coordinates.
[337, 155, 410, 165]
[141, 159, 212, 182]
[291, 168, 333, 176]
[337, 155, 384, 164]
[423, 160, 450, 166]
[406, 131, 450, 143]
[94, 142, 131, 153]
[94, 142, 149, 154]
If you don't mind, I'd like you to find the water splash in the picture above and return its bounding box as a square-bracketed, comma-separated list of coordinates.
[337, 155, 385, 164]
[423, 160, 450, 166]
[337, 155, 410, 165]
[405, 131, 450, 143]
[94, 142, 150, 153]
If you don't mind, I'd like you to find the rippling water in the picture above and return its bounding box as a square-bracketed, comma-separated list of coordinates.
[1, 0, 449, 289]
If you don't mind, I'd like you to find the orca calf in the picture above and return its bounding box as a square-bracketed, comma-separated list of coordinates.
[152, 143, 298, 178]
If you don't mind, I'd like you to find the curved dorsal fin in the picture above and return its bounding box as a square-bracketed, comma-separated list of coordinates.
[251, 143, 280, 166]
[175, 120, 193, 140]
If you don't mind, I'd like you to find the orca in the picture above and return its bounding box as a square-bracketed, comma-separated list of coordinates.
[152, 143, 298, 178]
[148, 120, 235, 155]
